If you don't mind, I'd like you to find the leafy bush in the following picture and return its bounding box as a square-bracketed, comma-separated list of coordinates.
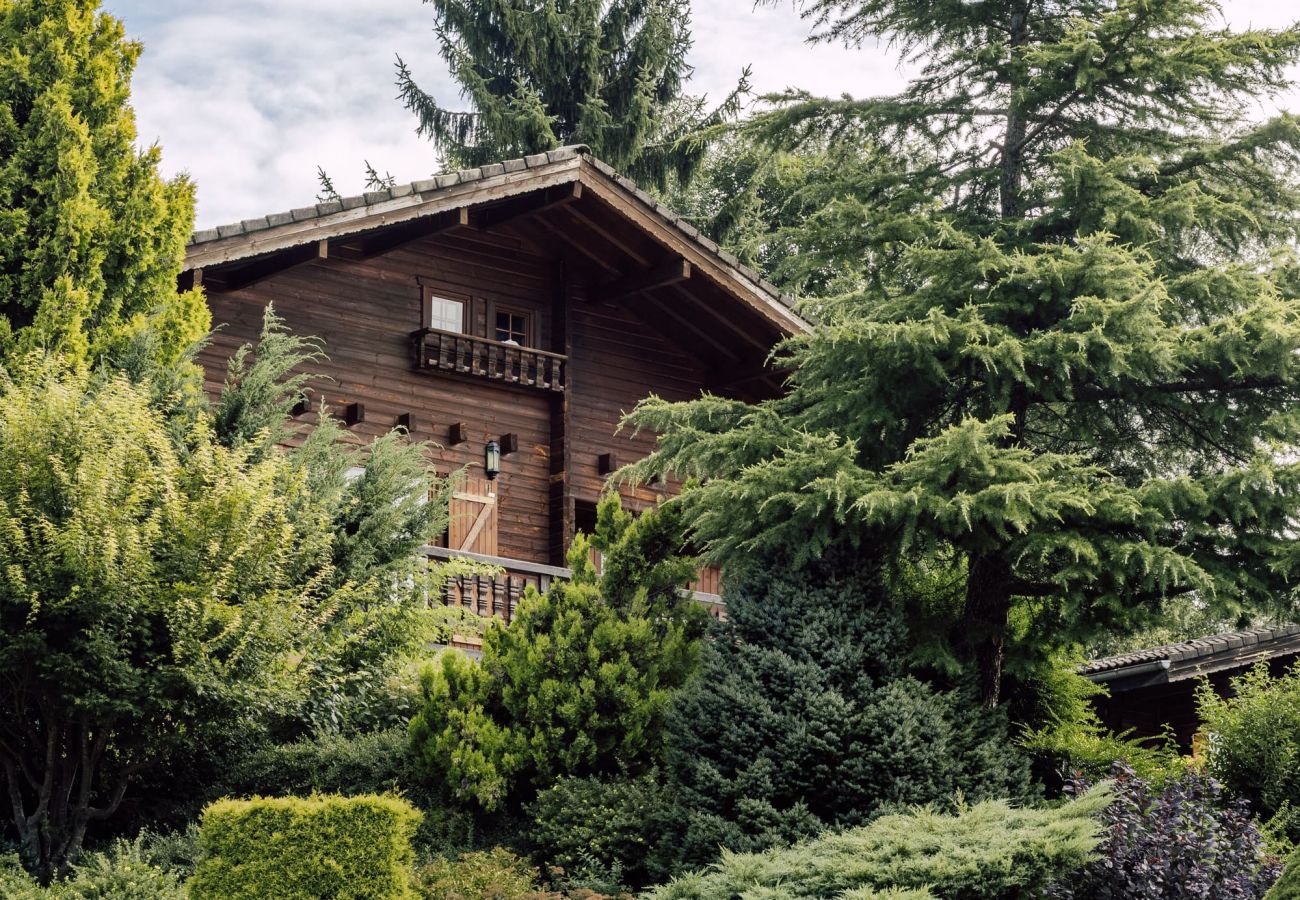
[1268, 847, 1300, 899]
[0, 838, 184, 899]
[657, 548, 1032, 870]
[528, 773, 677, 889]
[409, 497, 705, 813]
[646, 786, 1109, 900]
[1199, 663, 1300, 843]
[1021, 657, 1187, 788]
[187, 794, 422, 900]
[221, 728, 422, 799]
[1047, 762, 1281, 899]
[418, 848, 542, 899]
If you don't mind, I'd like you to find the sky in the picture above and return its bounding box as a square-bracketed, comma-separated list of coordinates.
[104, 1, 1300, 229]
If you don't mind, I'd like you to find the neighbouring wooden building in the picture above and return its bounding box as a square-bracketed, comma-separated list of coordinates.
[1081, 625, 1300, 748]
[180, 145, 805, 620]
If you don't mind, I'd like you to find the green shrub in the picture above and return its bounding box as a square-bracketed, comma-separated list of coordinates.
[187, 794, 421, 900]
[417, 847, 542, 899]
[645, 786, 1110, 900]
[527, 773, 676, 889]
[1020, 657, 1187, 787]
[657, 549, 1033, 871]
[0, 839, 184, 899]
[1268, 846, 1300, 899]
[1198, 663, 1300, 842]
[409, 497, 705, 813]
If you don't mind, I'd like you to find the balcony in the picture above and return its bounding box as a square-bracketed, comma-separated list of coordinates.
[411, 328, 567, 392]
[423, 546, 725, 628]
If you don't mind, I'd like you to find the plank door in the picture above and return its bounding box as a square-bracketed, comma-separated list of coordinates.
[449, 476, 498, 556]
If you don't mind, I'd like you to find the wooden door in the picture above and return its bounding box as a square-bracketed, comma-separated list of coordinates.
[449, 476, 499, 556]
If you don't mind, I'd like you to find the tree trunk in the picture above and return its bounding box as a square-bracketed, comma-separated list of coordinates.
[1000, 0, 1032, 220]
[1, 720, 130, 884]
[962, 552, 1014, 708]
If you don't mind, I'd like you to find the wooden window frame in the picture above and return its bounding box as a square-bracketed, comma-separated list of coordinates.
[488, 300, 535, 347]
[418, 279, 472, 334]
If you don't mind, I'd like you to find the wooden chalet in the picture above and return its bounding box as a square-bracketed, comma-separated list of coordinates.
[1081, 625, 1300, 748]
[181, 145, 805, 621]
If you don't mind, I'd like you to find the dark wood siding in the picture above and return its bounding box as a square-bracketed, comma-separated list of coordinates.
[199, 228, 557, 563]
[566, 280, 711, 512]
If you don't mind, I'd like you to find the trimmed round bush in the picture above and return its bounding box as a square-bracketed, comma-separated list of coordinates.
[187, 794, 421, 900]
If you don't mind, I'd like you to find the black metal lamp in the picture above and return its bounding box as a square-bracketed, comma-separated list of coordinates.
[484, 440, 502, 480]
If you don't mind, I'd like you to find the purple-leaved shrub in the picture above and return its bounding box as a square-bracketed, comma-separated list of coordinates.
[1048, 761, 1281, 900]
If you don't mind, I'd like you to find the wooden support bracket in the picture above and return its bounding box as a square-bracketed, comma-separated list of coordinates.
[449, 422, 469, 445]
[499, 433, 519, 455]
[599, 258, 691, 303]
[343, 402, 365, 427]
[598, 452, 618, 475]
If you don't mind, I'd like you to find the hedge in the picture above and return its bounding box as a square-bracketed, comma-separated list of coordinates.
[187, 794, 421, 900]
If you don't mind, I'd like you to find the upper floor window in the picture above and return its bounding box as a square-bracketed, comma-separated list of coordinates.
[429, 294, 465, 333]
[495, 309, 529, 345]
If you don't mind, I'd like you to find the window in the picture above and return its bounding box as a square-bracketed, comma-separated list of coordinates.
[428, 294, 464, 333]
[494, 309, 529, 345]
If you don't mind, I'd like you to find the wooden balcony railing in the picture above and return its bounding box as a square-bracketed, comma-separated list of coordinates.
[412, 328, 567, 392]
[423, 546, 725, 628]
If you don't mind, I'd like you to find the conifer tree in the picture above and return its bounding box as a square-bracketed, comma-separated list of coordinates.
[395, 0, 748, 185]
[627, 0, 1300, 705]
[0, 0, 207, 369]
[661, 547, 1028, 868]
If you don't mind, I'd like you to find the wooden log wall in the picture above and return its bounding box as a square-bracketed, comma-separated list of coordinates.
[197, 220, 720, 569]
[199, 226, 557, 563]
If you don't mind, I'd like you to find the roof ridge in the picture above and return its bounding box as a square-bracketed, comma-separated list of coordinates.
[185, 144, 799, 319]
[190, 145, 592, 247]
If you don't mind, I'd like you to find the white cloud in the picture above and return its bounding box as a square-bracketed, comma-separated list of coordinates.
[105, 1, 1299, 228]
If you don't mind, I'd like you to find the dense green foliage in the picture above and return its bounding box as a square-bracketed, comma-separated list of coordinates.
[527, 771, 676, 889]
[417, 848, 543, 899]
[187, 794, 421, 900]
[1199, 663, 1300, 844]
[1268, 847, 1300, 900]
[647, 786, 1109, 900]
[0, 367, 333, 880]
[0, 0, 206, 368]
[626, 0, 1300, 708]
[1020, 657, 1186, 787]
[409, 496, 705, 812]
[660, 548, 1031, 868]
[393, 0, 746, 186]
[0, 838, 185, 899]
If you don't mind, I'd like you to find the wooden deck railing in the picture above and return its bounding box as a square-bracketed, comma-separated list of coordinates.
[423, 546, 725, 627]
[411, 328, 567, 392]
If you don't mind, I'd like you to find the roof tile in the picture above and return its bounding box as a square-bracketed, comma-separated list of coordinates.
[183, 145, 799, 317]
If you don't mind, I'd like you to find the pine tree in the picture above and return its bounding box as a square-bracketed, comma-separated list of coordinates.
[626, 0, 1300, 706]
[661, 547, 1029, 868]
[0, 0, 207, 369]
[395, 0, 748, 186]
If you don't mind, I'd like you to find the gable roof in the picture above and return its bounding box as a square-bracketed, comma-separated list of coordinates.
[184, 145, 806, 337]
[1080, 624, 1300, 687]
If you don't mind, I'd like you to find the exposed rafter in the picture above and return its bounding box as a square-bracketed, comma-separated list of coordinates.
[331, 208, 469, 259]
[470, 183, 583, 231]
[597, 258, 691, 303]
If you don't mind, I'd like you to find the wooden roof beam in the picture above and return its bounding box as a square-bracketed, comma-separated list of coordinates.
[331, 208, 469, 259]
[559, 203, 653, 266]
[639, 289, 742, 363]
[470, 183, 583, 231]
[598, 258, 691, 303]
[666, 283, 773, 354]
[202, 240, 327, 292]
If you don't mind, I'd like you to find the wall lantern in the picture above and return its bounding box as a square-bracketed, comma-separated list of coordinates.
[484, 440, 502, 481]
